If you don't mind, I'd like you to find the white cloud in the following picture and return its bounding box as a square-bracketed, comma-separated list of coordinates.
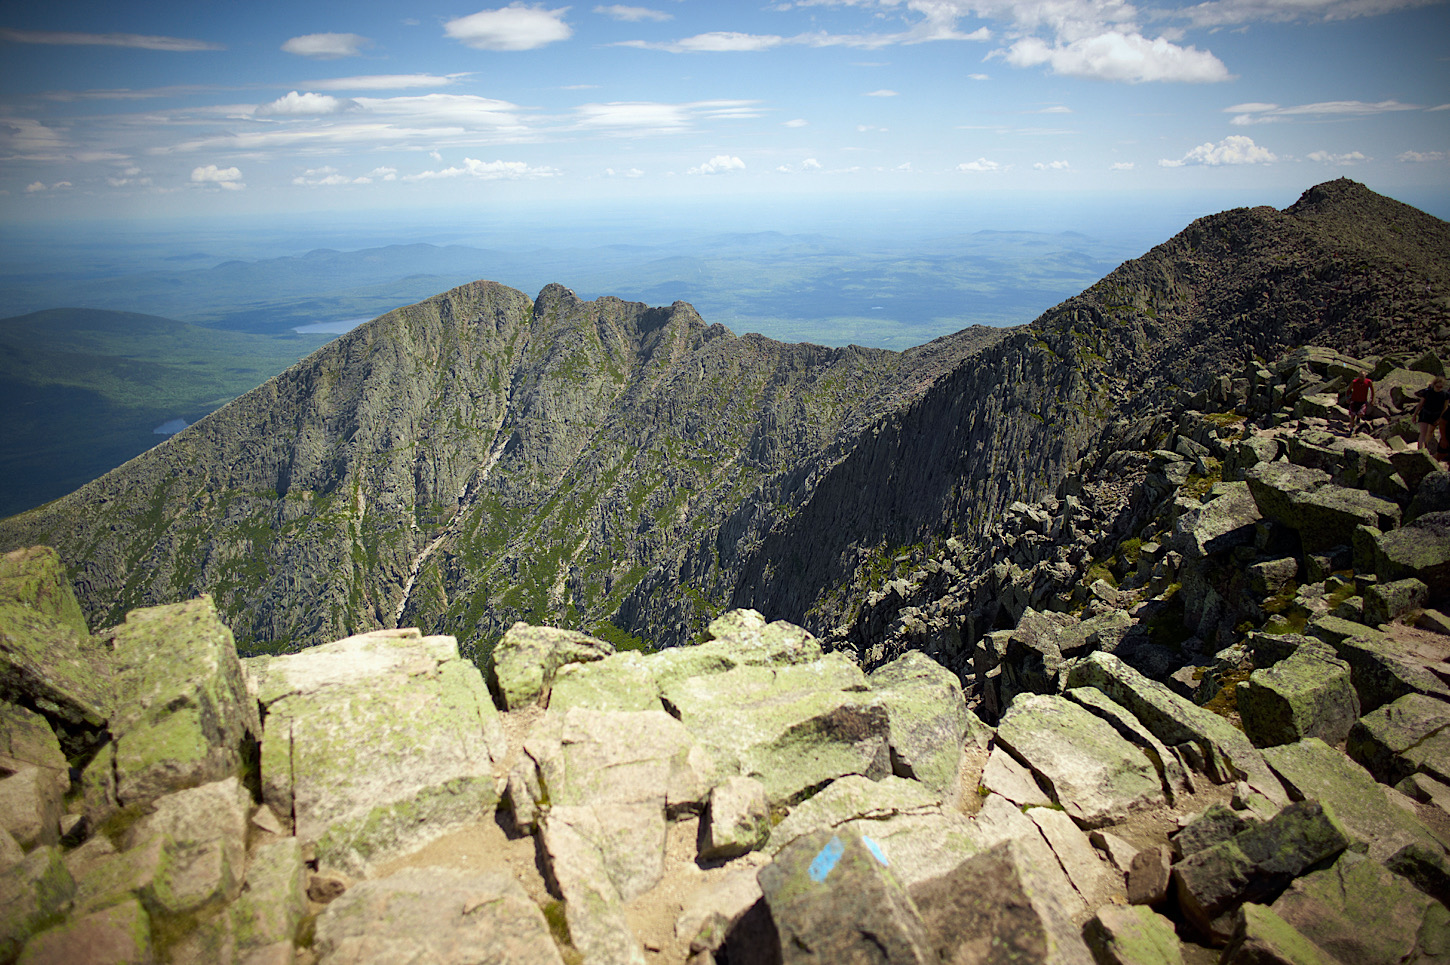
[0, 28, 222, 51]
[310, 74, 468, 91]
[957, 158, 1003, 171]
[784, 118, 809, 127]
[107, 165, 153, 187]
[1180, 0, 1442, 28]
[256, 91, 358, 116]
[1034, 159, 1070, 169]
[1001, 32, 1231, 83]
[688, 154, 745, 175]
[445, 4, 572, 51]
[1110, 161, 1135, 170]
[777, 157, 823, 173]
[0, 117, 69, 160]
[1038, 105, 1072, 114]
[1307, 150, 1366, 165]
[1399, 150, 1446, 163]
[368, 166, 398, 180]
[403, 157, 560, 180]
[605, 166, 646, 177]
[595, 5, 673, 21]
[1431, 104, 1450, 112]
[573, 99, 760, 135]
[968, 73, 989, 80]
[191, 164, 244, 189]
[25, 181, 46, 192]
[661, 31, 786, 52]
[866, 89, 899, 97]
[1159, 135, 1276, 167]
[281, 33, 371, 59]
[1229, 99, 1419, 126]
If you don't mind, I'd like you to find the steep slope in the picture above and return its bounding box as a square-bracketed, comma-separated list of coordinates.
[715, 179, 1450, 638]
[0, 279, 1000, 657]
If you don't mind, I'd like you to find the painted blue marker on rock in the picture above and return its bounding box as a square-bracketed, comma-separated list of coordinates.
[862, 834, 889, 867]
[808, 835, 845, 882]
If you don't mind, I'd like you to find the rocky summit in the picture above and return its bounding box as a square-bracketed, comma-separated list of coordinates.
[1, 177, 1450, 964]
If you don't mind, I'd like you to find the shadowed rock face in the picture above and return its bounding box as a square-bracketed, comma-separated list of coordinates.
[2, 179, 1447, 662]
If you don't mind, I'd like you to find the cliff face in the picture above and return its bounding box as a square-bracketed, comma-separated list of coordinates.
[1, 179, 1446, 659]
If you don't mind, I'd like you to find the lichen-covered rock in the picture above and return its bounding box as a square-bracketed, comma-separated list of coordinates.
[661, 654, 890, 805]
[0, 548, 108, 741]
[867, 650, 969, 803]
[1308, 615, 1450, 711]
[1083, 904, 1184, 965]
[1066, 686, 1195, 805]
[0, 847, 75, 962]
[547, 649, 661, 712]
[1262, 738, 1443, 861]
[94, 596, 259, 820]
[1271, 851, 1441, 965]
[0, 767, 64, 851]
[702, 775, 770, 860]
[996, 693, 1164, 829]
[1172, 800, 1351, 944]
[1171, 803, 1258, 861]
[1066, 653, 1288, 806]
[14, 896, 151, 965]
[247, 628, 504, 877]
[539, 806, 647, 965]
[123, 777, 251, 914]
[1364, 577, 1430, 626]
[1219, 903, 1345, 965]
[760, 825, 937, 965]
[488, 622, 615, 710]
[1237, 643, 1359, 748]
[1347, 692, 1450, 786]
[1171, 480, 1262, 559]
[231, 837, 307, 952]
[312, 868, 567, 965]
[1373, 511, 1450, 600]
[911, 837, 1094, 965]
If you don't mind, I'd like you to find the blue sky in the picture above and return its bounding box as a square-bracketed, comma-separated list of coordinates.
[1, 0, 1448, 225]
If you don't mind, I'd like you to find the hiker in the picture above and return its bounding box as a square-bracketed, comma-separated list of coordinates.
[1347, 370, 1375, 434]
[1411, 375, 1448, 454]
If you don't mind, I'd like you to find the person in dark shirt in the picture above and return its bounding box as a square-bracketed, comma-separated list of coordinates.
[1411, 376, 1448, 456]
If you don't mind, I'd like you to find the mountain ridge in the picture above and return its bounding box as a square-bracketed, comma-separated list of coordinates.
[2, 178, 1447, 663]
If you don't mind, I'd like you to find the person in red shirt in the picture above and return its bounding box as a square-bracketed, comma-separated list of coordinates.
[1347, 371, 1375, 435]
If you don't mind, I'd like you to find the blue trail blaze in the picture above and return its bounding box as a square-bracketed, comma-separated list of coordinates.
[809, 836, 845, 882]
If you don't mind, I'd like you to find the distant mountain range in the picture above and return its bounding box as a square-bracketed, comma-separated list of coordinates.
[2, 179, 1446, 663]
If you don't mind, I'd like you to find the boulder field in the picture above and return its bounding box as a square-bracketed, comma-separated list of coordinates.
[3, 541, 1450, 964]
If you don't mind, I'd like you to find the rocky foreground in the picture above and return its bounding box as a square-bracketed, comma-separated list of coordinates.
[3, 501, 1450, 965]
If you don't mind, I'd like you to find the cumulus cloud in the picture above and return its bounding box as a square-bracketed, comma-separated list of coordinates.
[256, 91, 358, 116]
[1399, 150, 1446, 163]
[191, 164, 244, 189]
[1307, 150, 1367, 165]
[1034, 159, 1070, 169]
[0, 28, 222, 51]
[1001, 32, 1230, 83]
[281, 33, 371, 58]
[605, 166, 646, 177]
[403, 157, 559, 180]
[688, 154, 745, 174]
[776, 158, 823, 173]
[24, 181, 70, 192]
[107, 166, 153, 187]
[957, 158, 1003, 171]
[445, 4, 572, 51]
[595, 4, 672, 21]
[1110, 161, 1135, 170]
[1159, 135, 1276, 167]
[309, 74, 468, 90]
[368, 166, 398, 180]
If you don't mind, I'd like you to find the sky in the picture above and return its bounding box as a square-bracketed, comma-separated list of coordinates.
[1, 0, 1448, 228]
